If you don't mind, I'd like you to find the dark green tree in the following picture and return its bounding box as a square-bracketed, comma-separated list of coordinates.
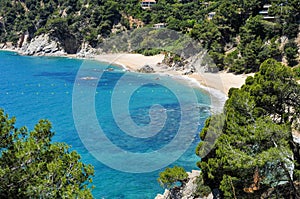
[0, 109, 94, 198]
[284, 40, 299, 67]
[212, 0, 242, 38]
[196, 59, 300, 198]
[158, 166, 188, 189]
[193, 173, 212, 198]
[269, 0, 300, 38]
[191, 20, 222, 50]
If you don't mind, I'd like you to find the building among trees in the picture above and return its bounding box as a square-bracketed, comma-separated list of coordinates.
[259, 4, 275, 21]
[153, 23, 166, 29]
[141, 0, 157, 9]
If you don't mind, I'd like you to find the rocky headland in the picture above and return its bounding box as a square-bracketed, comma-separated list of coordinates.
[0, 33, 96, 58]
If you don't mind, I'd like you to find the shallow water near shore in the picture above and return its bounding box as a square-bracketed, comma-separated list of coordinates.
[0, 51, 212, 198]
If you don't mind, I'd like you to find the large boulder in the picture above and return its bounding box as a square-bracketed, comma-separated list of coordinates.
[21, 34, 66, 56]
[137, 64, 155, 73]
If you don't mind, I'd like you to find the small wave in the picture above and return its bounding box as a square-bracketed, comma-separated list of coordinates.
[80, 76, 97, 80]
[157, 73, 227, 114]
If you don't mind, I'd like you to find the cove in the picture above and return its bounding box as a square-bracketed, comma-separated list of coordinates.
[0, 51, 211, 198]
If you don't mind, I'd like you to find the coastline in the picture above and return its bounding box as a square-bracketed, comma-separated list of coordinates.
[1, 48, 254, 199]
[93, 53, 253, 112]
[1, 49, 252, 110]
[94, 53, 253, 96]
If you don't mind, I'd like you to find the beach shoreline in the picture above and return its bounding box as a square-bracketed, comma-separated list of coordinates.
[93, 53, 253, 96]
[92, 53, 255, 113]
[93, 53, 253, 108]
[1, 49, 252, 110]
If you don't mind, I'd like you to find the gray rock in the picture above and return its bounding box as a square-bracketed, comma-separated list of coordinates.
[76, 42, 97, 58]
[137, 64, 155, 73]
[155, 189, 170, 199]
[183, 66, 195, 75]
[21, 34, 66, 56]
[293, 135, 300, 144]
[155, 170, 213, 199]
[181, 170, 200, 199]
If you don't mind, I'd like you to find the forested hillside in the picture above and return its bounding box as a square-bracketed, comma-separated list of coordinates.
[0, 0, 299, 71]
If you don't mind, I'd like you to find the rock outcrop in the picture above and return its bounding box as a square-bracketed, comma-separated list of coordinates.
[156, 189, 171, 199]
[76, 42, 98, 58]
[0, 42, 14, 50]
[58, 33, 80, 54]
[20, 34, 66, 56]
[155, 170, 213, 199]
[137, 64, 155, 73]
[0, 33, 99, 58]
[17, 31, 29, 48]
[162, 53, 200, 74]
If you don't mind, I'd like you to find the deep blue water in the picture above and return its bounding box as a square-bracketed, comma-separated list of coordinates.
[0, 51, 211, 198]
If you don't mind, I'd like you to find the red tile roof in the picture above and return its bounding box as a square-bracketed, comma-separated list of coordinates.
[141, 0, 156, 2]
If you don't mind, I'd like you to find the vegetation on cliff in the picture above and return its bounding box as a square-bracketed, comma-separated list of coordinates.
[0, 0, 299, 72]
[158, 166, 188, 189]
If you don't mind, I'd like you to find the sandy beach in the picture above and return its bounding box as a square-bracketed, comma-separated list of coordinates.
[1, 49, 252, 96]
[94, 53, 253, 96]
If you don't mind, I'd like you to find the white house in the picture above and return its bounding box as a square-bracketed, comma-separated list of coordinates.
[141, 0, 157, 9]
[153, 23, 166, 29]
[259, 4, 275, 21]
[208, 12, 216, 20]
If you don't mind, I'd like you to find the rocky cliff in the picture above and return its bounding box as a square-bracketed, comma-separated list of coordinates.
[155, 170, 213, 199]
[20, 34, 66, 56]
[0, 33, 97, 58]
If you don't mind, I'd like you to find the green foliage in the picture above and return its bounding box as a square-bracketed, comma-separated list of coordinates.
[35, 27, 47, 36]
[46, 17, 69, 37]
[246, 59, 300, 123]
[0, 109, 94, 198]
[0, 0, 298, 72]
[229, 16, 283, 73]
[219, 175, 239, 198]
[135, 48, 162, 56]
[212, 0, 242, 37]
[158, 166, 188, 189]
[196, 59, 300, 198]
[191, 20, 222, 50]
[0, 0, 122, 47]
[195, 114, 225, 160]
[259, 37, 282, 61]
[193, 173, 211, 197]
[269, 0, 300, 38]
[284, 40, 299, 67]
[294, 67, 300, 79]
[224, 49, 238, 70]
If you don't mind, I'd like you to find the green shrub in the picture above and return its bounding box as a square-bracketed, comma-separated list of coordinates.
[158, 166, 188, 189]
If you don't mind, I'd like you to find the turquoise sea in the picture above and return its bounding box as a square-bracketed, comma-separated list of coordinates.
[0, 51, 211, 198]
